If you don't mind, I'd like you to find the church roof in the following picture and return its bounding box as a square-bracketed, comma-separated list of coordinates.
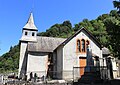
[23, 13, 38, 31]
[28, 36, 66, 52]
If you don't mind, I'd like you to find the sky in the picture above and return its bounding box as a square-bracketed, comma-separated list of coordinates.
[0, 0, 115, 56]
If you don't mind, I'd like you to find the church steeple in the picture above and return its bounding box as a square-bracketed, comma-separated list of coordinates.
[23, 12, 38, 31]
[20, 12, 38, 42]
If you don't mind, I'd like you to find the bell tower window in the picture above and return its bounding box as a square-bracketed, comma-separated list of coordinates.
[32, 32, 35, 36]
[25, 32, 28, 36]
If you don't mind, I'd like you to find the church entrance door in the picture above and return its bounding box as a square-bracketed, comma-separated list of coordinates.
[79, 57, 86, 77]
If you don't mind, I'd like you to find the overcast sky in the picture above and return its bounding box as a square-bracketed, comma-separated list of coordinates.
[0, 0, 115, 55]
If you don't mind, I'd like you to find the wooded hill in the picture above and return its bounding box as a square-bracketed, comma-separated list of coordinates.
[0, 10, 120, 73]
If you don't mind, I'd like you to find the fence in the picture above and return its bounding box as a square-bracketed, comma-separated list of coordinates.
[73, 66, 109, 82]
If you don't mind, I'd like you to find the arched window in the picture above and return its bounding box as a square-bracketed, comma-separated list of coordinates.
[76, 39, 90, 53]
[77, 40, 81, 52]
[86, 40, 89, 49]
[81, 39, 85, 52]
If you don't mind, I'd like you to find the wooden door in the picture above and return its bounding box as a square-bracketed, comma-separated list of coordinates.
[79, 57, 86, 77]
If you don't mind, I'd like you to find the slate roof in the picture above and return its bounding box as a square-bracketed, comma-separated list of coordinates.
[28, 36, 66, 52]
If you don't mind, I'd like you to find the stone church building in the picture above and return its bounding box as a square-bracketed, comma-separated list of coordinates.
[18, 13, 117, 80]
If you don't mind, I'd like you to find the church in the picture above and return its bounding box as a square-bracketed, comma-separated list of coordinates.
[18, 13, 118, 81]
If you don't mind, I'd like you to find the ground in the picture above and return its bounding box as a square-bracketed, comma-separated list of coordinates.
[0, 74, 120, 85]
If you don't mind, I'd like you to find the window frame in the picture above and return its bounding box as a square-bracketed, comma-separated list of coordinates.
[76, 39, 90, 53]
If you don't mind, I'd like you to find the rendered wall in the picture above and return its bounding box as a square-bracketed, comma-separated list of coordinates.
[26, 52, 48, 79]
[18, 42, 28, 78]
[62, 30, 102, 79]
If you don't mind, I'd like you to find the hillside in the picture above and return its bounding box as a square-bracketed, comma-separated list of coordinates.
[0, 45, 20, 73]
[0, 10, 120, 73]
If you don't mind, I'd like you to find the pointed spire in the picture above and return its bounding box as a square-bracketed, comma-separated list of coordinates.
[23, 12, 38, 31]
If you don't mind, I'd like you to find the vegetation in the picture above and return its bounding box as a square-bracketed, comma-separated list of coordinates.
[113, 1, 120, 10]
[113, 0, 120, 13]
[38, 10, 120, 58]
[0, 45, 20, 73]
[37, 21, 74, 38]
[1, 9, 120, 72]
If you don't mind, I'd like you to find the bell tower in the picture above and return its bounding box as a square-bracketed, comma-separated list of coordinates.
[20, 12, 38, 42]
[18, 12, 38, 78]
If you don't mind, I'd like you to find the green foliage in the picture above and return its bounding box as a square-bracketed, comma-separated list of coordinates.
[113, 1, 120, 9]
[103, 13, 120, 58]
[0, 45, 20, 73]
[37, 20, 74, 38]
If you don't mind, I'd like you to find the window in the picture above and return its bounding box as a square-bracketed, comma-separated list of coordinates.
[32, 32, 35, 36]
[76, 39, 90, 53]
[81, 39, 85, 52]
[86, 40, 89, 49]
[77, 40, 81, 52]
[25, 32, 27, 35]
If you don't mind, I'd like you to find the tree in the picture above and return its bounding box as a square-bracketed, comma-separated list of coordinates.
[37, 20, 74, 38]
[113, 1, 120, 9]
[113, 0, 120, 13]
[0, 45, 20, 72]
[104, 16, 120, 58]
